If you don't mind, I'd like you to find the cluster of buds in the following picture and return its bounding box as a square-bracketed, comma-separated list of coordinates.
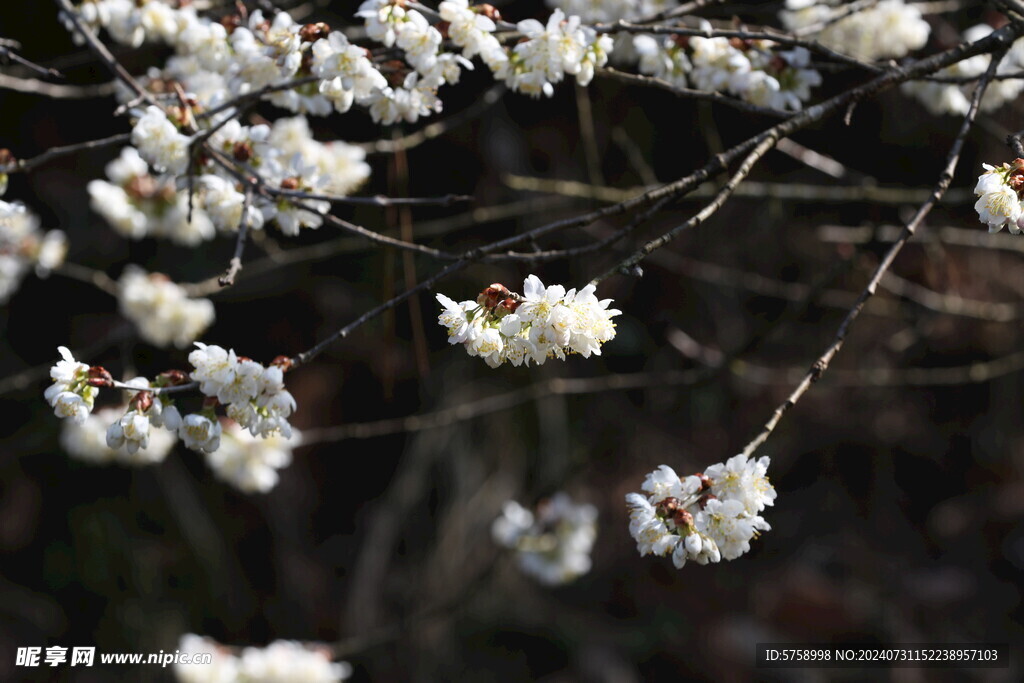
[626, 455, 776, 569]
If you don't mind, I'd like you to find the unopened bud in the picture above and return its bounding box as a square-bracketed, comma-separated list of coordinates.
[496, 297, 521, 314]
[655, 497, 681, 519]
[270, 355, 294, 372]
[131, 390, 153, 414]
[158, 369, 190, 385]
[220, 14, 242, 33]
[477, 283, 511, 309]
[232, 141, 253, 162]
[86, 366, 114, 388]
[478, 4, 501, 21]
[280, 177, 300, 190]
[299, 22, 330, 43]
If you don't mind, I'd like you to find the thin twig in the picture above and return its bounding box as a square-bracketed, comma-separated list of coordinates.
[738, 43, 1008, 458]
[0, 132, 131, 174]
[289, 24, 1023, 371]
[0, 73, 115, 98]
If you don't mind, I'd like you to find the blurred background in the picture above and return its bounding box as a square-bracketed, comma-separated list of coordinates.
[1, 0, 1023, 680]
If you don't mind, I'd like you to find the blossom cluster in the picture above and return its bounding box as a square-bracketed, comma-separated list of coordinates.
[781, 0, 930, 62]
[626, 454, 776, 568]
[436, 275, 620, 367]
[175, 633, 350, 683]
[118, 267, 215, 348]
[188, 343, 297, 444]
[633, 23, 822, 111]
[46, 344, 300, 492]
[901, 24, 1024, 116]
[87, 146, 214, 245]
[491, 493, 598, 585]
[974, 159, 1024, 234]
[0, 198, 67, 304]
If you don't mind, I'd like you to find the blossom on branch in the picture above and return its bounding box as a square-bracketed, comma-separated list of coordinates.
[436, 275, 620, 367]
[43, 347, 99, 424]
[625, 455, 775, 569]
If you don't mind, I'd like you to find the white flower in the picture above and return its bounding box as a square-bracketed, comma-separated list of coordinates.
[189, 343, 237, 397]
[438, 276, 620, 367]
[704, 453, 777, 514]
[641, 464, 702, 504]
[179, 413, 222, 453]
[52, 391, 92, 424]
[625, 493, 680, 557]
[436, 294, 475, 345]
[492, 493, 598, 585]
[627, 455, 775, 568]
[106, 410, 151, 455]
[131, 106, 191, 175]
[695, 498, 770, 561]
[44, 347, 97, 423]
[974, 163, 1024, 234]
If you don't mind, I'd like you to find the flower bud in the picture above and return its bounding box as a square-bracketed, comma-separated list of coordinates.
[86, 366, 114, 388]
[299, 22, 330, 43]
[130, 390, 153, 414]
[270, 355, 294, 372]
[158, 369, 190, 386]
[478, 4, 502, 21]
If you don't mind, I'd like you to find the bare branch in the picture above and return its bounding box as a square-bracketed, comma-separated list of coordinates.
[739, 43, 1009, 458]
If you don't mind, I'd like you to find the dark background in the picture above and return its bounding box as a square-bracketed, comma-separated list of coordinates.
[1, 1, 1022, 680]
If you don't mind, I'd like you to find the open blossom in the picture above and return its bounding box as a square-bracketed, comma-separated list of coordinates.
[437, 276, 620, 368]
[492, 493, 598, 586]
[974, 161, 1024, 234]
[179, 413, 222, 453]
[131, 106, 191, 175]
[506, 9, 613, 97]
[188, 343, 297, 442]
[43, 347, 97, 424]
[626, 455, 775, 569]
[105, 410, 152, 455]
